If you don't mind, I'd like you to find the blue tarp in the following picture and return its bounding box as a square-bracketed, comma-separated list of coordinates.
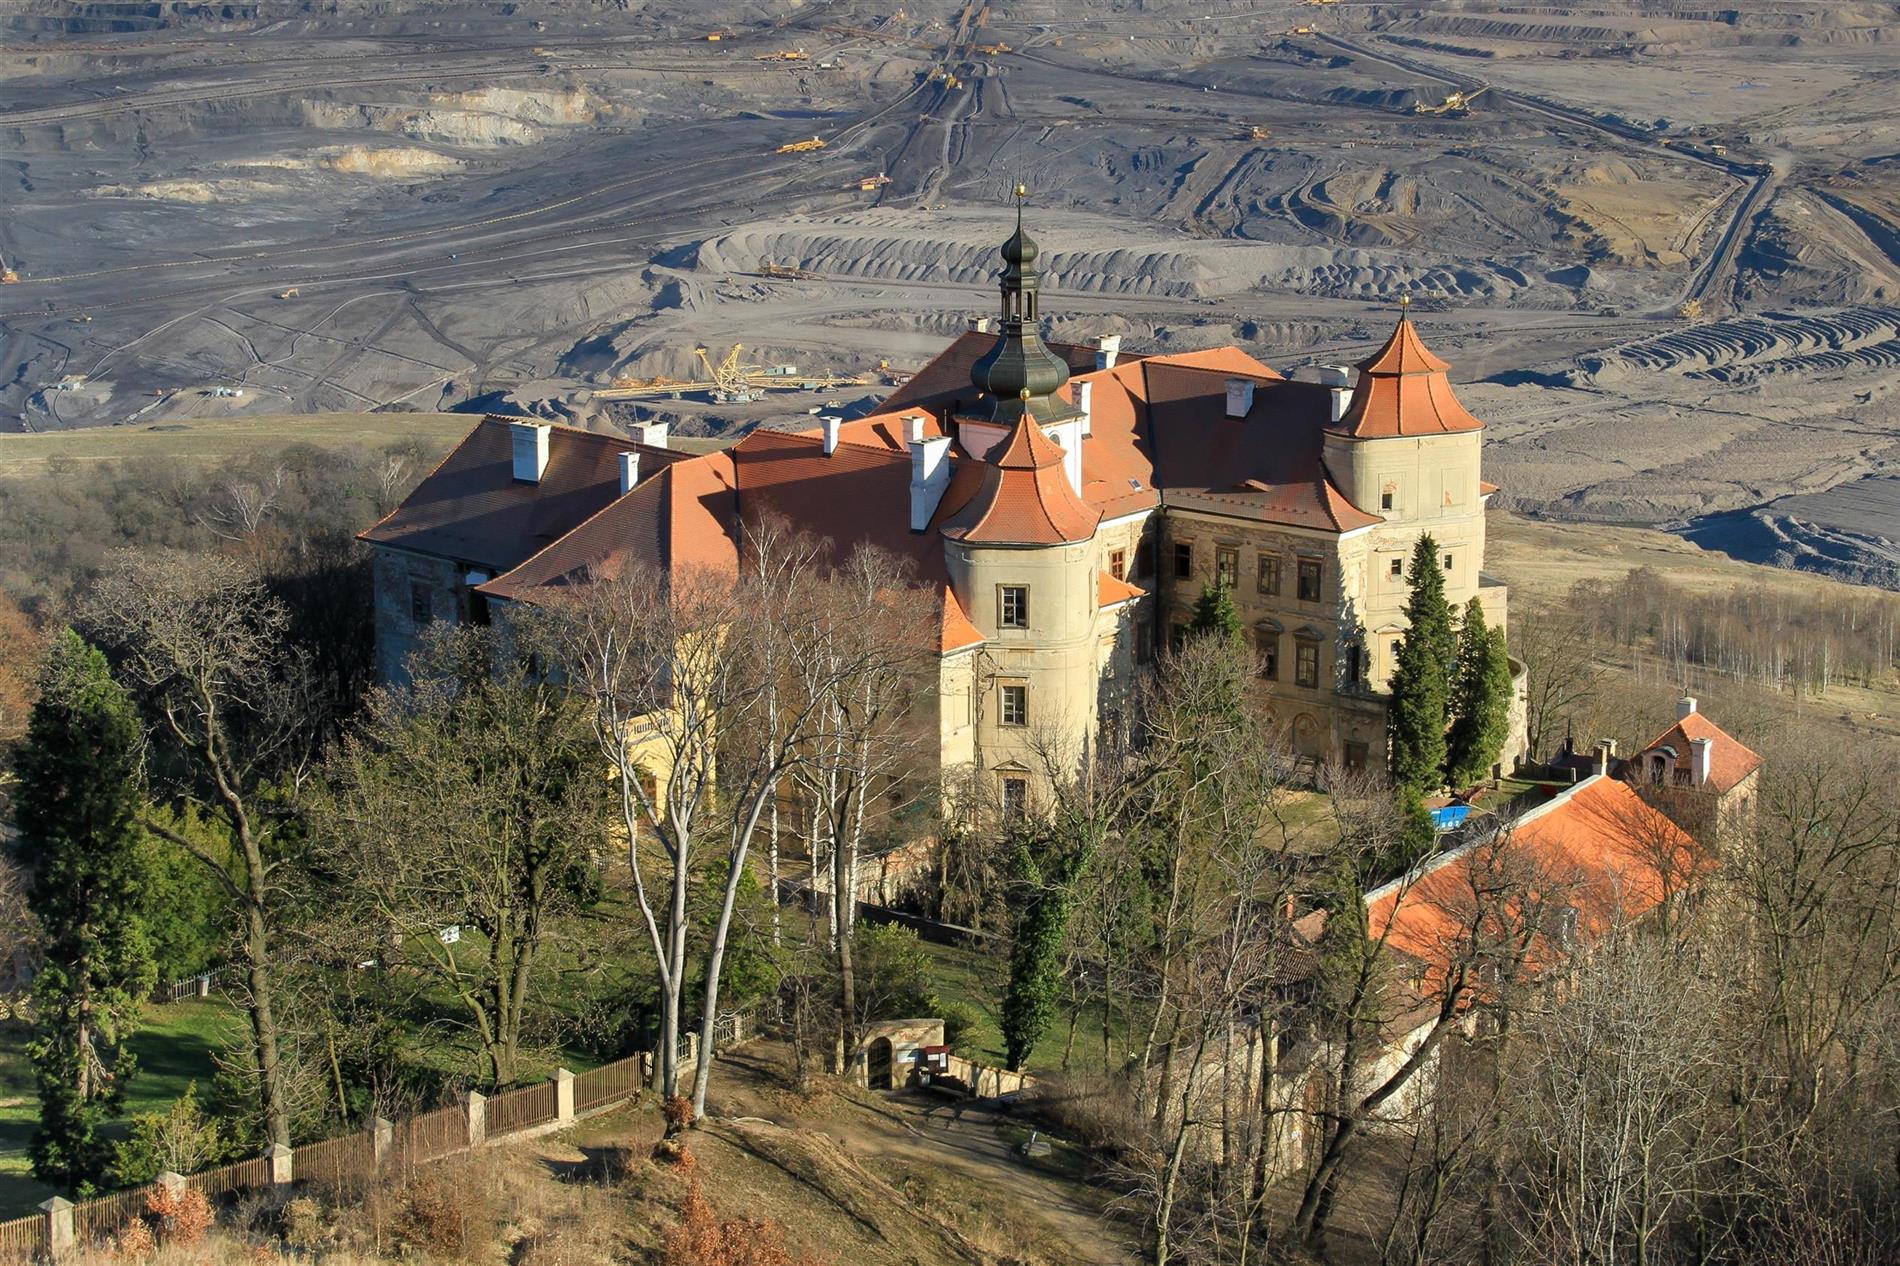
[1430, 805, 1472, 831]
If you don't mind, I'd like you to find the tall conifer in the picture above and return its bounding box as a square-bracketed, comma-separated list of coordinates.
[12, 631, 155, 1191]
[1446, 597, 1513, 787]
[1387, 535, 1455, 795]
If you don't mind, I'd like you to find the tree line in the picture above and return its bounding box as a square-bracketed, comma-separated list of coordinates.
[1, 511, 939, 1196]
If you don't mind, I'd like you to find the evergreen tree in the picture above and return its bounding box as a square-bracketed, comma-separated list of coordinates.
[12, 631, 156, 1191]
[1445, 598, 1514, 788]
[1189, 578, 1244, 646]
[1386, 536, 1455, 796]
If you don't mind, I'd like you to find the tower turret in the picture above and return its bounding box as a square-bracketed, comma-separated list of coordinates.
[963, 187, 1083, 430]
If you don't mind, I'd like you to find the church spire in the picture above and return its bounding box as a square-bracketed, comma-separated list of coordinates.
[964, 185, 1081, 428]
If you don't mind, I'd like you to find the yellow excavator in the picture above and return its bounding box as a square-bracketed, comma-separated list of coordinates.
[776, 136, 827, 154]
[1414, 85, 1489, 115]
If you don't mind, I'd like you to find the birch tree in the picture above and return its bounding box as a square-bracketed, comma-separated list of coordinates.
[84, 550, 316, 1147]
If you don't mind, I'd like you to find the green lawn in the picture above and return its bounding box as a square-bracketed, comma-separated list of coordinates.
[0, 412, 479, 478]
[915, 937, 1137, 1078]
[0, 999, 237, 1215]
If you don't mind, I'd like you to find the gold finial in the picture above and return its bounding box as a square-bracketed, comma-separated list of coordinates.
[1014, 182, 1028, 200]
[1399, 292, 1411, 309]
[1019, 387, 1032, 400]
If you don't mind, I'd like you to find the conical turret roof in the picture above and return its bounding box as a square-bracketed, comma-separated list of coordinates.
[1329, 313, 1482, 438]
[940, 411, 1099, 546]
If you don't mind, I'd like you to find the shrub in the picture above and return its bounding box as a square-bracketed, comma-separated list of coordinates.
[108, 1216, 156, 1260]
[662, 1178, 828, 1266]
[145, 1184, 214, 1246]
[937, 1000, 982, 1051]
[112, 1083, 232, 1187]
[396, 1170, 498, 1261]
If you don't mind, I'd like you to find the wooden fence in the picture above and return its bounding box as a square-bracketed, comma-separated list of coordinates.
[1, 1011, 759, 1257]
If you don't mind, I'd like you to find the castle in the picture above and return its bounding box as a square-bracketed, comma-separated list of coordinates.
[362, 210, 1520, 809]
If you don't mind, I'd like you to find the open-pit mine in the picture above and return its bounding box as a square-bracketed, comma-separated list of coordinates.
[4, 0, 1899, 582]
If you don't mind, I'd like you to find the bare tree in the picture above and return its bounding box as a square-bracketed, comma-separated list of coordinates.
[1504, 932, 1751, 1266]
[529, 521, 928, 1118]
[1512, 603, 1600, 762]
[1292, 822, 1559, 1253]
[313, 625, 608, 1088]
[84, 550, 317, 1146]
[197, 465, 288, 543]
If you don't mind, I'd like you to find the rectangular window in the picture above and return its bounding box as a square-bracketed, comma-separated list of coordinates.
[1297, 560, 1323, 602]
[1345, 641, 1364, 685]
[1380, 491, 1394, 511]
[1259, 637, 1279, 680]
[1215, 546, 1238, 587]
[1257, 555, 1282, 596]
[1391, 637, 1403, 662]
[998, 585, 1029, 629]
[1000, 683, 1028, 727]
[1296, 641, 1319, 688]
[1109, 549, 1127, 581]
[1443, 553, 1454, 572]
[1136, 541, 1154, 577]
[1136, 622, 1155, 664]
[1344, 741, 1368, 771]
[409, 580, 433, 628]
[1174, 541, 1194, 579]
[1002, 777, 1028, 819]
[1389, 557, 1403, 579]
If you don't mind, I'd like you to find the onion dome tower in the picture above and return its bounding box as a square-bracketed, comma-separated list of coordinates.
[963, 186, 1084, 429]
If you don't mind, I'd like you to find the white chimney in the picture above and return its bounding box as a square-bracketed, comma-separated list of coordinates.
[821, 415, 842, 455]
[617, 451, 640, 496]
[910, 436, 952, 531]
[904, 414, 927, 444]
[1330, 387, 1352, 423]
[1688, 736, 1714, 786]
[1595, 741, 1614, 777]
[635, 420, 669, 449]
[1225, 377, 1255, 419]
[1095, 334, 1122, 371]
[511, 421, 551, 483]
[968, 315, 991, 334]
[1078, 381, 1093, 436]
[1678, 696, 1698, 719]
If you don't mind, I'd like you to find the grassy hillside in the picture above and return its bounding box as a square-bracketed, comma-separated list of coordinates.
[0, 413, 733, 479]
[0, 414, 478, 477]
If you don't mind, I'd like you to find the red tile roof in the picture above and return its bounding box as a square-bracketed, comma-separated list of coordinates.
[939, 416, 1101, 546]
[1330, 317, 1484, 439]
[1098, 572, 1145, 607]
[1143, 364, 1382, 532]
[1634, 709, 1762, 796]
[939, 587, 985, 652]
[358, 416, 689, 572]
[1367, 776, 1703, 994]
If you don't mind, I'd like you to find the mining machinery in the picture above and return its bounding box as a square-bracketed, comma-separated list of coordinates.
[1414, 86, 1489, 115]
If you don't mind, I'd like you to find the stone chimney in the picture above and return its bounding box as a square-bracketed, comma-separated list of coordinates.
[510, 421, 550, 483]
[1078, 381, 1093, 436]
[821, 416, 842, 455]
[634, 420, 669, 449]
[617, 451, 639, 496]
[1225, 377, 1255, 419]
[1688, 736, 1714, 786]
[1595, 741, 1613, 777]
[1095, 334, 1122, 371]
[910, 436, 952, 531]
[904, 414, 927, 445]
[1679, 696, 1698, 719]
